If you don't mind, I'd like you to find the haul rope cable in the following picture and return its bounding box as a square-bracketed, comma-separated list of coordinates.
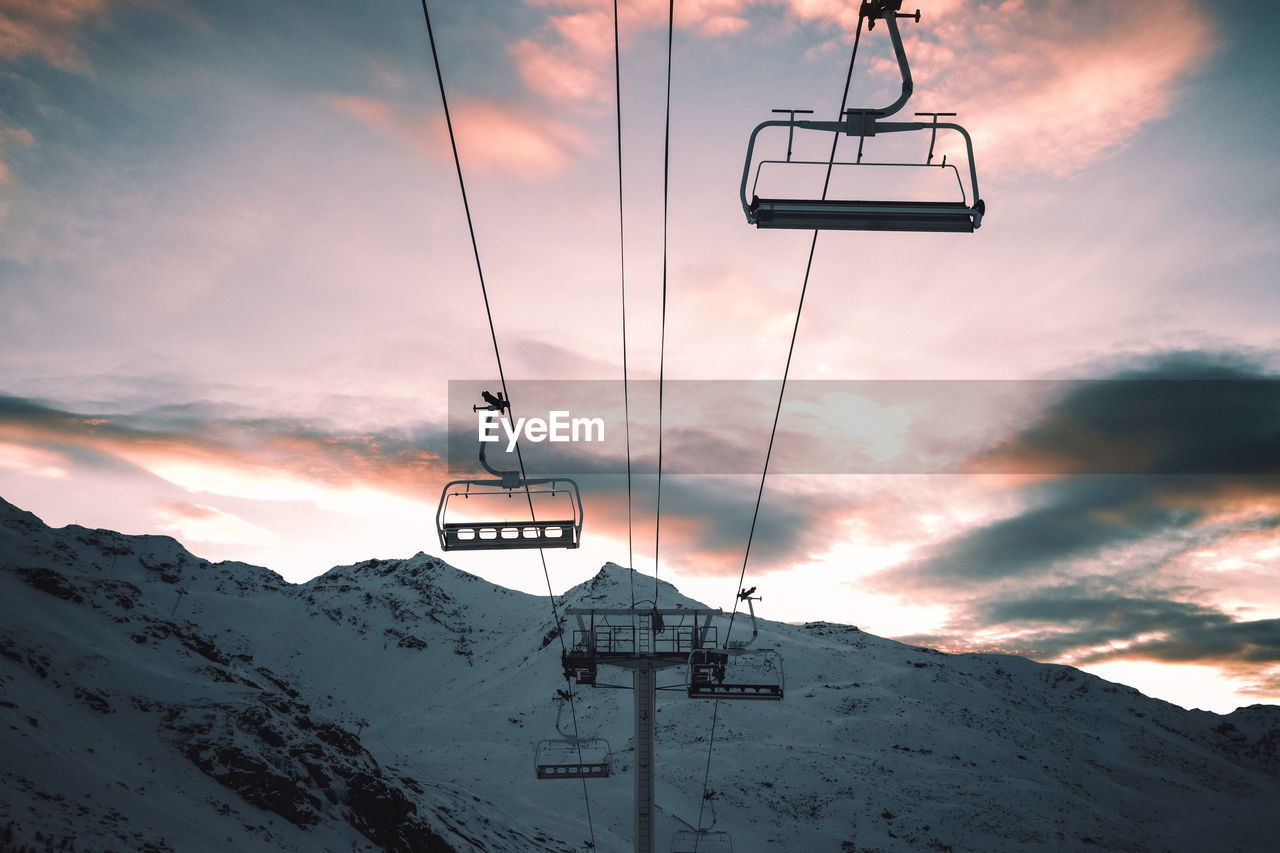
[694, 13, 871, 834]
[652, 0, 675, 610]
[416, 1, 597, 845]
[614, 0, 637, 610]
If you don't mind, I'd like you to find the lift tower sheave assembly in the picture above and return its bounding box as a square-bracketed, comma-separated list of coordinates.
[561, 608, 721, 853]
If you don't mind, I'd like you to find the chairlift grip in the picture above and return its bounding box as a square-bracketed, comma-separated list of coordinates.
[862, 1, 919, 27]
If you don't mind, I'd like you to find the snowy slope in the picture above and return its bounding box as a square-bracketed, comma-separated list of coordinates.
[0, 499, 579, 852]
[2, 495, 1278, 852]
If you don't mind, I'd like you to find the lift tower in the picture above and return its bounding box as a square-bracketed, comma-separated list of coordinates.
[561, 607, 721, 853]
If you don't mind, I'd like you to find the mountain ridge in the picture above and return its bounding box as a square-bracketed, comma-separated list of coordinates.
[2, 495, 1278, 851]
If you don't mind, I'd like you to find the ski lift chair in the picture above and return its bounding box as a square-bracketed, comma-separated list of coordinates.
[534, 695, 611, 780]
[671, 799, 734, 853]
[687, 647, 784, 700]
[534, 737, 612, 780]
[670, 829, 734, 853]
[436, 444, 582, 552]
[740, 0, 984, 233]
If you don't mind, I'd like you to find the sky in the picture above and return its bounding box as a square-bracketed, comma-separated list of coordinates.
[1, 0, 1278, 715]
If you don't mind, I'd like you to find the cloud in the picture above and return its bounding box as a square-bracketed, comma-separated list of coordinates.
[510, 0, 1216, 176]
[569, 472, 859, 578]
[153, 498, 282, 548]
[0, 0, 116, 69]
[891, 0, 1218, 175]
[886, 352, 1280, 588]
[511, 36, 606, 101]
[0, 123, 33, 183]
[0, 440, 72, 478]
[0, 395, 450, 511]
[869, 350, 1280, 676]
[510, 0, 757, 106]
[933, 581, 1280, 668]
[327, 93, 591, 181]
[0, 393, 863, 578]
[0, 381, 868, 581]
[0, 389, 849, 578]
[971, 352, 1280, 476]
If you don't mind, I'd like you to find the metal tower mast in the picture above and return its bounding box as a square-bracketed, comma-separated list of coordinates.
[561, 607, 720, 853]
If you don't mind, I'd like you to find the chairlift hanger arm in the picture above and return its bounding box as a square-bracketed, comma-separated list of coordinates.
[478, 440, 522, 486]
[858, 0, 918, 120]
[739, 588, 760, 644]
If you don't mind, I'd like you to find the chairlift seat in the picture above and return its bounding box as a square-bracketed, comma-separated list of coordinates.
[535, 736, 611, 780]
[749, 196, 981, 233]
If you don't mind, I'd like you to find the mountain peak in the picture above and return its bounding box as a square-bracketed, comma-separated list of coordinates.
[566, 562, 712, 611]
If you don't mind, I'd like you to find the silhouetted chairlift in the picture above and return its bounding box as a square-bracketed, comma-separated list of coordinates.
[688, 647, 784, 700]
[670, 795, 734, 853]
[534, 693, 611, 780]
[740, 0, 984, 233]
[687, 588, 783, 700]
[435, 394, 583, 552]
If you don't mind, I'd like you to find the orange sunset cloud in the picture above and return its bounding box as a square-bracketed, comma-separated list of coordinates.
[328, 93, 591, 181]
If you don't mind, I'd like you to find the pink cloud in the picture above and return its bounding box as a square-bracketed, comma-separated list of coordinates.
[893, 0, 1219, 175]
[0, 123, 34, 182]
[152, 499, 282, 547]
[511, 37, 605, 102]
[0, 0, 135, 69]
[327, 94, 591, 181]
[511, 0, 755, 105]
[514, 0, 1217, 175]
[0, 403, 449, 506]
[551, 9, 614, 58]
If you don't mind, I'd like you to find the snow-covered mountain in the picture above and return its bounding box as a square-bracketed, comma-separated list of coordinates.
[2, 495, 1278, 852]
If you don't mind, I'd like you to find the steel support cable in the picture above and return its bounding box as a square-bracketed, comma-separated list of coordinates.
[652, 0, 674, 609]
[695, 17, 868, 834]
[416, 1, 596, 844]
[613, 0, 636, 610]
